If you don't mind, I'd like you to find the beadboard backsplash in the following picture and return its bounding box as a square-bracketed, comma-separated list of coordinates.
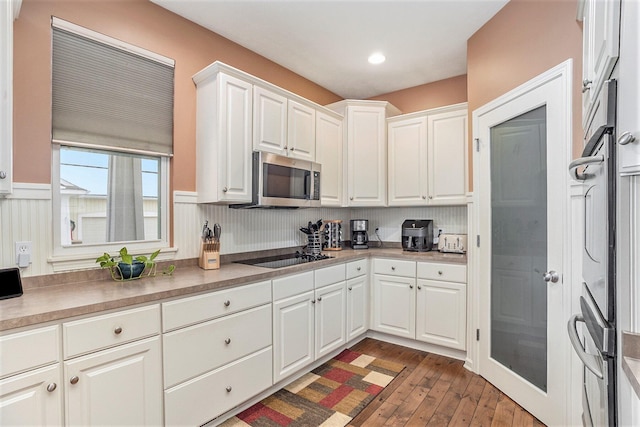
[1, 188, 468, 276]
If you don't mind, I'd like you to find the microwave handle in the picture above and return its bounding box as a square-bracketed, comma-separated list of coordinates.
[568, 155, 604, 181]
[567, 314, 604, 379]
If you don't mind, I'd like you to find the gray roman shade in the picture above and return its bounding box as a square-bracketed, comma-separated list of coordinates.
[52, 22, 174, 156]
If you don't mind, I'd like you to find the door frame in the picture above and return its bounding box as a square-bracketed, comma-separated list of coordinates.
[469, 60, 574, 426]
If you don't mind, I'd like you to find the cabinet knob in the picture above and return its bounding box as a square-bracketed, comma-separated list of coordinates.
[0, 171, 6, 180]
[438, 271, 443, 275]
[356, 267, 361, 271]
[391, 266, 396, 271]
[311, 299, 316, 304]
[222, 187, 228, 193]
[290, 147, 295, 151]
[422, 195, 426, 199]
[350, 197, 354, 201]
[114, 326, 123, 335]
[224, 300, 231, 307]
[70, 376, 79, 385]
[618, 131, 637, 146]
[348, 287, 353, 291]
[417, 285, 422, 290]
[224, 338, 231, 345]
[226, 386, 232, 393]
[317, 297, 322, 302]
[46, 383, 57, 392]
[429, 196, 433, 199]
[409, 284, 414, 289]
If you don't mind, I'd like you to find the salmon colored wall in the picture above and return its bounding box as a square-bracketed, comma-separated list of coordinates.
[12, 0, 341, 191]
[467, 0, 583, 190]
[368, 74, 468, 114]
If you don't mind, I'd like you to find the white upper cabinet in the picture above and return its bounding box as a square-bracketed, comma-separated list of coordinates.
[193, 66, 253, 204]
[388, 104, 468, 206]
[388, 115, 428, 205]
[0, 0, 21, 195]
[580, 0, 621, 126]
[427, 106, 468, 205]
[617, 0, 640, 175]
[315, 111, 343, 206]
[287, 99, 316, 161]
[327, 100, 400, 207]
[253, 85, 288, 156]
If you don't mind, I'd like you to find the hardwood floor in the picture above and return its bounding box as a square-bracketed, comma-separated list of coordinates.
[348, 338, 546, 427]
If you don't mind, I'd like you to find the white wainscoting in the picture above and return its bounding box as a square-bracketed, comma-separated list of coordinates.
[1, 187, 469, 276]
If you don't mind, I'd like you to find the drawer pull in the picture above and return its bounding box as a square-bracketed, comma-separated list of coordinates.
[438, 271, 443, 275]
[357, 266, 361, 271]
[46, 383, 57, 392]
[226, 386, 232, 393]
[224, 338, 231, 345]
[224, 300, 231, 307]
[391, 266, 396, 271]
[70, 376, 79, 385]
[114, 327, 123, 335]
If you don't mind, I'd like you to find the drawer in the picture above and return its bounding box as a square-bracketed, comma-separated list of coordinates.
[163, 304, 272, 388]
[273, 271, 314, 301]
[373, 258, 416, 277]
[0, 325, 59, 379]
[162, 280, 271, 332]
[164, 347, 272, 427]
[346, 259, 367, 279]
[314, 264, 345, 288]
[417, 262, 467, 283]
[63, 305, 160, 359]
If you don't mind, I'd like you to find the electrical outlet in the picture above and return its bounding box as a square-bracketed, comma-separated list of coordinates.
[15, 241, 32, 266]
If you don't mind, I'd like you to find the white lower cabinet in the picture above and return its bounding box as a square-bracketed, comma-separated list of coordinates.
[64, 336, 162, 426]
[0, 365, 62, 426]
[164, 348, 272, 427]
[315, 281, 347, 359]
[346, 259, 368, 340]
[273, 289, 315, 383]
[372, 258, 467, 351]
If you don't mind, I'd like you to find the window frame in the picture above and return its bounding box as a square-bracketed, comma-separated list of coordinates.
[49, 18, 173, 270]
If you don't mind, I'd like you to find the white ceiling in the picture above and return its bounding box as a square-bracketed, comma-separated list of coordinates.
[151, 0, 509, 99]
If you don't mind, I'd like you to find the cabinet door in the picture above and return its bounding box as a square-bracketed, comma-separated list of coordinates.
[427, 107, 468, 205]
[0, 0, 17, 195]
[416, 279, 466, 350]
[372, 274, 416, 339]
[346, 275, 368, 340]
[315, 281, 347, 359]
[618, 0, 640, 176]
[582, 0, 620, 123]
[347, 105, 387, 206]
[288, 100, 316, 161]
[388, 115, 428, 206]
[273, 291, 315, 383]
[315, 111, 343, 206]
[0, 365, 62, 426]
[253, 86, 287, 155]
[64, 336, 162, 426]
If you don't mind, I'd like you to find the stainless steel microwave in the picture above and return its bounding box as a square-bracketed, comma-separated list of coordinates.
[231, 152, 321, 209]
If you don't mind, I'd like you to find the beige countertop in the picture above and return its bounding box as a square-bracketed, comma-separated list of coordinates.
[0, 248, 466, 333]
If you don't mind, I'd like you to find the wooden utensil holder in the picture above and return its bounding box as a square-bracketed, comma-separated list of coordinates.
[198, 240, 220, 270]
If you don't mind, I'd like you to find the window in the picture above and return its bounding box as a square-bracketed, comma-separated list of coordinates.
[51, 18, 174, 264]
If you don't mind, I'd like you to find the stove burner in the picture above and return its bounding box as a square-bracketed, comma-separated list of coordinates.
[236, 251, 333, 269]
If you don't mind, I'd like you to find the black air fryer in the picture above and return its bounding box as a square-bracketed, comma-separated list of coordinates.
[402, 220, 434, 252]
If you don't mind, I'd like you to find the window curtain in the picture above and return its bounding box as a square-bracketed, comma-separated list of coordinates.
[106, 155, 145, 242]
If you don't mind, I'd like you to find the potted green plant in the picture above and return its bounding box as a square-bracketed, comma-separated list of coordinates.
[96, 247, 175, 281]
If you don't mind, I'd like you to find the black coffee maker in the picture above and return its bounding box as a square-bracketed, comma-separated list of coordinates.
[402, 219, 434, 252]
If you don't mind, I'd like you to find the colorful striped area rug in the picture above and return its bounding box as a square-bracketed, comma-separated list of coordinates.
[221, 349, 404, 427]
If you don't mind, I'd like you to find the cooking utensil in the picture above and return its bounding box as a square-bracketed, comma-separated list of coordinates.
[213, 223, 221, 241]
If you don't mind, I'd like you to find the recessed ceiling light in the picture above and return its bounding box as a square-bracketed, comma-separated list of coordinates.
[368, 52, 386, 65]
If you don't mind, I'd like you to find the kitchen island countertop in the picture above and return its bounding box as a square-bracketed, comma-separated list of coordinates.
[0, 248, 466, 332]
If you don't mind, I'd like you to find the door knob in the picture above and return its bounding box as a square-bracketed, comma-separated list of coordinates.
[543, 270, 560, 283]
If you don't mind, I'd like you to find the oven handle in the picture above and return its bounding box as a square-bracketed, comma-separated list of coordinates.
[568, 155, 604, 181]
[567, 314, 604, 379]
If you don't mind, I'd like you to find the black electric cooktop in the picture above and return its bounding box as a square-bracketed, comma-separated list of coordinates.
[236, 251, 332, 269]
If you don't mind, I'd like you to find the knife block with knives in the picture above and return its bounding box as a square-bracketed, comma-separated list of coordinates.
[199, 221, 220, 270]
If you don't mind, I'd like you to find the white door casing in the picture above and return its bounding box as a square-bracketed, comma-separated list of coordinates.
[473, 60, 573, 426]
